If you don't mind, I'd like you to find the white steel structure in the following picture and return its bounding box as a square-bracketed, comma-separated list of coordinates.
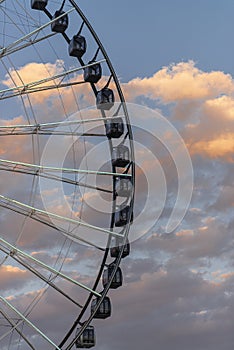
[0, 1, 135, 349]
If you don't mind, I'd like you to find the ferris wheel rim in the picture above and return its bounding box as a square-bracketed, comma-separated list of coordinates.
[0, 1, 135, 349]
[55, 2, 135, 349]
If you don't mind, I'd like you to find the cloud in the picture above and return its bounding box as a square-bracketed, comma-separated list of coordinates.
[189, 133, 234, 161]
[122, 61, 234, 162]
[205, 95, 234, 120]
[0, 265, 31, 292]
[211, 185, 234, 211]
[0, 116, 31, 162]
[184, 95, 234, 162]
[94, 264, 234, 350]
[144, 217, 233, 260]
[3, 60, 233, 165]
[2, 60, 65, 105]
[123, 60, 233, 103]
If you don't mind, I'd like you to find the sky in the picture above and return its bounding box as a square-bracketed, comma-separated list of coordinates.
[79, 0, 234, 79]
[0, 1, 234, 350]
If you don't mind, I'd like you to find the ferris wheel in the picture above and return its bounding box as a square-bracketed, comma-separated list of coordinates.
[0, 1, 135, 349]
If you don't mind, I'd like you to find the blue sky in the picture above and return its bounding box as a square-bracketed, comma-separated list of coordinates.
[78, 0, 234, 80]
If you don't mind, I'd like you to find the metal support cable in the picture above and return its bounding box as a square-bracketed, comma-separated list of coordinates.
[0, 309, 36, 350]
[0, 297, 62, 350]
[0, 238, 101, 297]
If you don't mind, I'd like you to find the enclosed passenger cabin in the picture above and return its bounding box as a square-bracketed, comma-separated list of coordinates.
[69, 35, 87, 58]
[75, 326, 95, 349]
[51, 11, 68, 33]
[115, 176, 132, 197]
[115, 204, 130, 227]
[110, 238, 130, 259]
[91, 296, 111, 319]
[103, 265, 123, 289]
[105, 117, 124, 138]
[96, 87, 114, 110]
[112, 145, 130, 168]
[31, 0, 48, 10]
[84, 61, 102, 83]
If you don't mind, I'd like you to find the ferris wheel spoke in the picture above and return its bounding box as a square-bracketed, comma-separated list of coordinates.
[0, 245, 83, 308]
[0, 164, 112, 194]
[0, 127, 106, 136]
[0, 316, 24, 343]
[0, 195, 123, 238]
[0, 296, 62, 349]
[0, 80, 85, 101]
[0, 59, 105, 100]
[0, 129, 106, 136]
[0, 309, 36, 350]
[0, 7, 27, 38]
[0, 159, 131, 178]
[0, 122, 105, 137]
[0, 115, 122, 135]
[0, 32, 56, 58]
[0, 238, 101, 298]
[0, 7, 75, 57]
[0, 199, 105, 251]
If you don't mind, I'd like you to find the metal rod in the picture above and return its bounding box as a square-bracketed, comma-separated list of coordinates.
[0, 59, 105, 97]
[0, 238, 101, 297]
[0, 116, 118, 130]
[0, 318, 24, 342]
[0, 309, 36, 350]
[0, 159, 131, 177]
[0, 8, 75, 56]
[0, 202, 105, 251]
[0, 297, 61, 350]
[0, 195, 123, 238]
[0, 245, 83, 308]
[0, 33, 56, 59]
[0, 165, 112, 194]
